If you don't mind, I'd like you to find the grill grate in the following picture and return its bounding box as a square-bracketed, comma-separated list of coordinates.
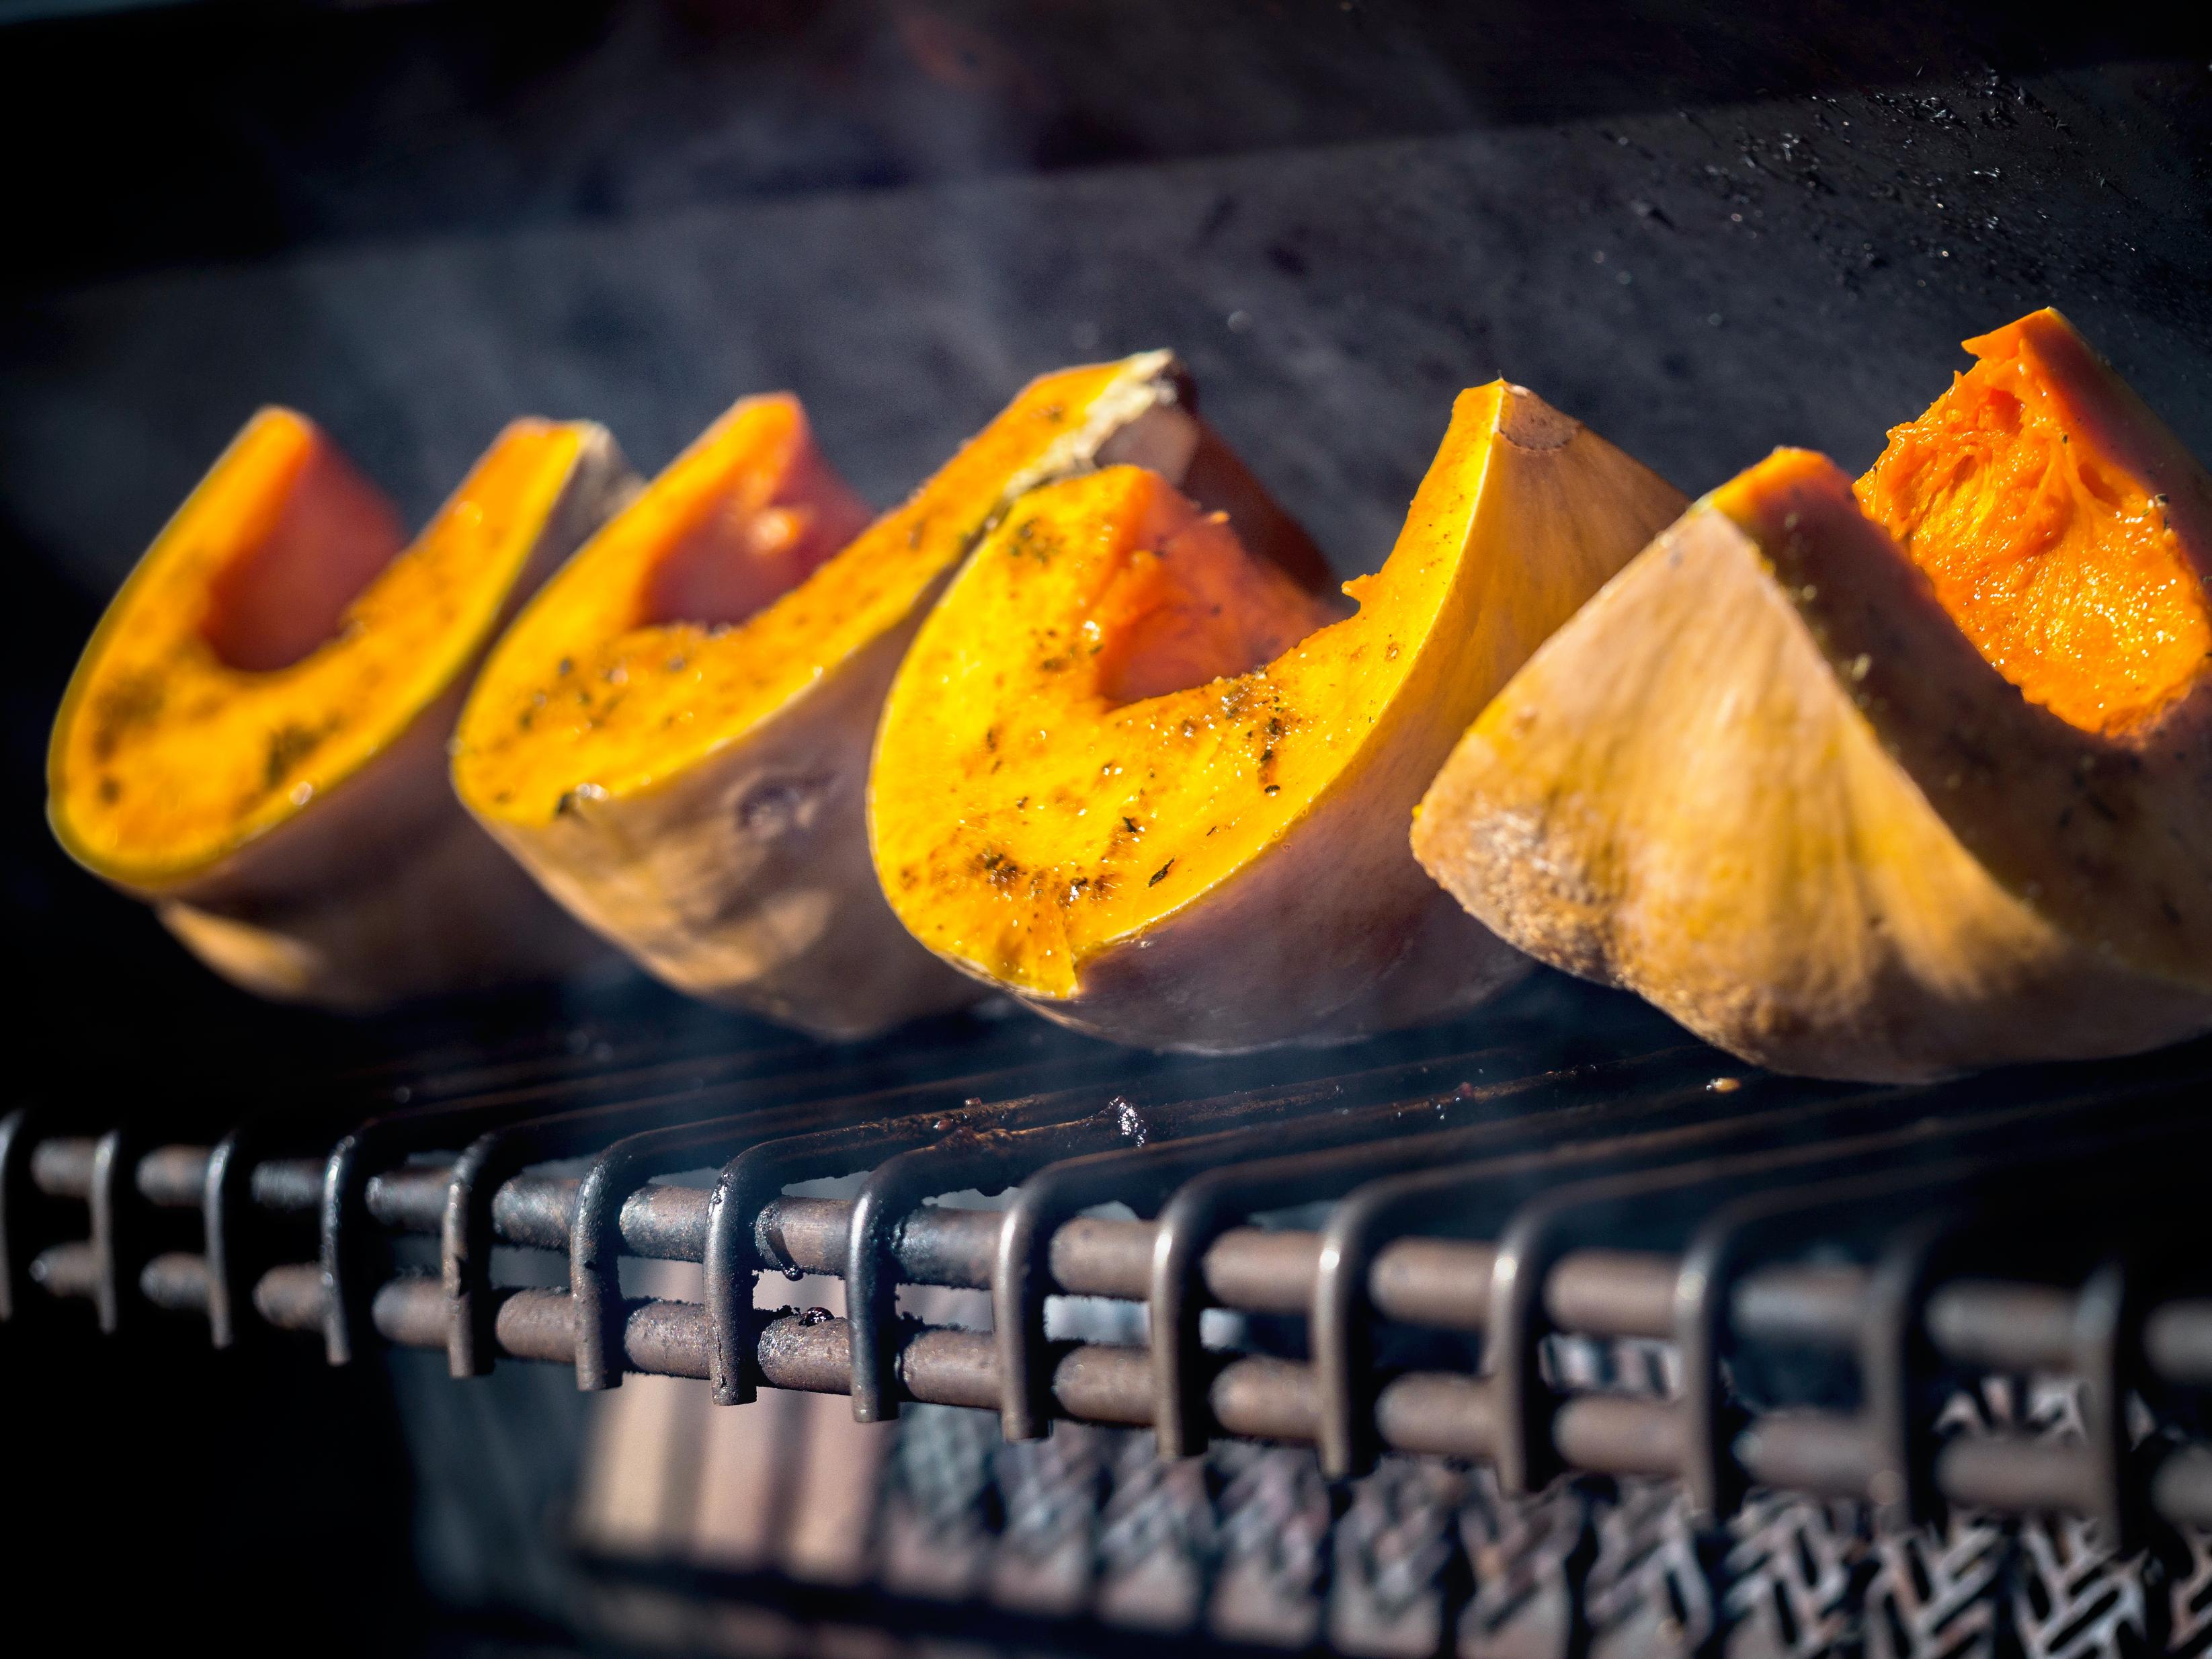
[5, 975, 2211, 1656]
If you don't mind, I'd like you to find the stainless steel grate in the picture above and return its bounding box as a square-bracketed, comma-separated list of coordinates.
[6, 975, 2211, 1656]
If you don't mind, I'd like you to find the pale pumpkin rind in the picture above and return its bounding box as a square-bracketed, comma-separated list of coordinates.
[1413, 317, 2212, 1081]
[454, 355, 1216, 1039]
[871, 382, 1688, 1051]
[48, 410, 630, 1008]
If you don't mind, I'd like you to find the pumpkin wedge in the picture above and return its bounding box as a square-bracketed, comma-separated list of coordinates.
[453, 358, 1231, 1039]
[1414, 310, 2212, 1082]
[870, 382, 1687, 1050]
[48, 409, 630, 1008]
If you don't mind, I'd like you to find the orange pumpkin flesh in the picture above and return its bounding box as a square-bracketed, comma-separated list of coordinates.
[1414, 309, 2212, 1080]
[198, 423, 407, 675]
[454, 355, 1210, 1037]
[48, 408, 626, 1007]
[872, 382, 1688, 1049]
[454, 395, 872, 823]
[1086, 477, 1342, 706]
[1855, 311, 2210, 735]
[873, 464, 1343, 1001]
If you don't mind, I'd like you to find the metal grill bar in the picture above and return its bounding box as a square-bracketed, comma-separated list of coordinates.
[63, 1138, 2210, 1388]
[9, 1003, 2211, 1544]
[68, 1180, 2212, 1388]
[230, 1268, 2212, 1534]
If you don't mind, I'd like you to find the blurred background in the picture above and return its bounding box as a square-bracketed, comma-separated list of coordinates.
[3, 2, 2209, 1652]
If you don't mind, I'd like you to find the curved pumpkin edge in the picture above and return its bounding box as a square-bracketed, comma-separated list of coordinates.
[448, 395, 816, 827]
[56, 419, 623, 895]
[487, 357, 1192, 828]
[46, 407, 317, 883]
[1040, 383, 1515, 987]
[1042, 381, 1674, 1031]
[1115, 389, 1525, 918]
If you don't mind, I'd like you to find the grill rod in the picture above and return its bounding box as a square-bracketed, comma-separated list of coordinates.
[220, 1268, 2212, 1533]
[26, 1131, 2212, 1530]
[30, 1141, 2212, 1389]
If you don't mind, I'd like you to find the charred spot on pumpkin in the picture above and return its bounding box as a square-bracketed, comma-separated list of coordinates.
[97, 776, 122, 803]
[1008, 517, 1063, 565]
[978, 848, 1024, 891]
[89, 670, 165, 761]
[262, 723, 326, 791]
[553, 782, 608, 817]
[1149, 859, 1176, 887]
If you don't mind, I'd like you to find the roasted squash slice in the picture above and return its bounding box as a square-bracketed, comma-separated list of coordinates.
[1414, 310, 2212, 1081]
[48, 409, 628, 1008]
[870, 382, 1686, 1050]
[453, 358, 1223, 1039]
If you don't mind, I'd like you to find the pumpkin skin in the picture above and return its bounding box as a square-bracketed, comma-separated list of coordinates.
[453, 357, 1225, 1039]
[1413, 311, 2212, 1082]
[48, 409, 629, 1008]
[870, 382, 1687, 1051]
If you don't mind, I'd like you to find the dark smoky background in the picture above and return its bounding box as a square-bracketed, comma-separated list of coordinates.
[1, 3, 2208, 1652]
